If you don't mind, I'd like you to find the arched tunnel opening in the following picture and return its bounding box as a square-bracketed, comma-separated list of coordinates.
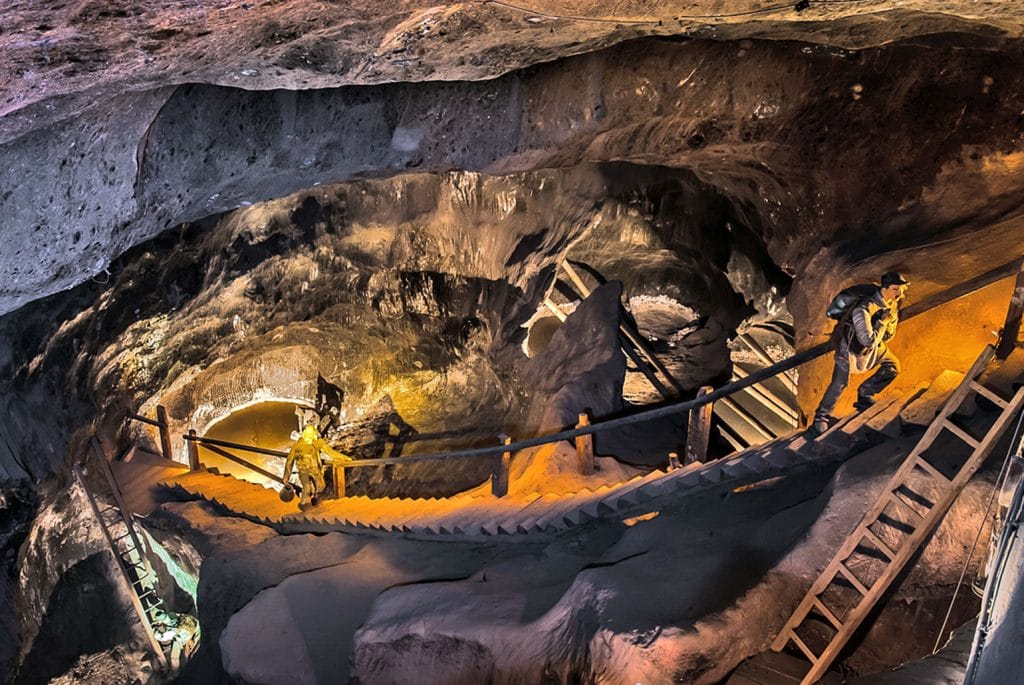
[3, 7, 1024, 685]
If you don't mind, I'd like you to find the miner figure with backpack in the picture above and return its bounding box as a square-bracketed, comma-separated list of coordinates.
[809, 271, 910, 437]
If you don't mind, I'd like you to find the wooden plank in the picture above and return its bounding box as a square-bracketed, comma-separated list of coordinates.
[995, 257, 1024, 359]
[734, 366, 799, 421]
[788, 631, 818, 664]
[942, 418, 980, 449]
[156, 405, 173, 462]
[491, 434, 511, 497]
[862, 528, 897, 560]
[970, 381, 1008, 409]
[757, 651, 815, 679]
[685, 386, 714, 464]
[186, 429, 200, 471]
[812, 598, 844, 630]
[913, 457, 950, 485]
[719, 396, 776, 441]
[739, 333, 798, 394]
[574, 415, 595, 475]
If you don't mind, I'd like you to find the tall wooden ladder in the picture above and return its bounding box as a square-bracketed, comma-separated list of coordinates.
[771, 345, 1024, 684]
[73, 437, 168, 670]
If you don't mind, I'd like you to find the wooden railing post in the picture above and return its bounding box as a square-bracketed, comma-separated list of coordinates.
[685, 386, 714, 464]
[186, 429, 200, 471]
[334, 464, 346, 498]
[492, 434, 511, 497]
[996, 258, 1024, 360]
[155, 405, 173, 461]
[575, 413, 595, 475]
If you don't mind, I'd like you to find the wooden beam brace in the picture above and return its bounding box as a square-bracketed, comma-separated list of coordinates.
[684, 386, 713, 464]
[575, 414, 595, 475]
[996, 258, 1024, 359]
[492, 434, 511, 497]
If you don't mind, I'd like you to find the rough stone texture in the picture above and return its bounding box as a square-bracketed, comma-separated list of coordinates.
[899, 370, 965, 429]
[4, 21, 1024, 315]
[5, 4, 1024, 682]
[522, 280, 626, 435]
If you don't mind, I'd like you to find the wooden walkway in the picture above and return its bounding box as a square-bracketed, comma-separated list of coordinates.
[156, 397, 906, 542]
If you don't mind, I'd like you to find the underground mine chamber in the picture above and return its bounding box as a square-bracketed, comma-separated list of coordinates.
[3, 7, 1024, 684]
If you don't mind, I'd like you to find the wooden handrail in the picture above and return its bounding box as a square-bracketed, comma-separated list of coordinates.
[128, 413, 163, 428]
[178, 255, 1024, 477]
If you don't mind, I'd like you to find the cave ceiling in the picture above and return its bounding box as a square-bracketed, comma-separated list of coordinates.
[2, 1, 1024, 316]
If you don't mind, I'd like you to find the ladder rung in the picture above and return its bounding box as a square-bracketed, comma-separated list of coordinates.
[913, 458, 950, 485]
[942, 419, 980, 449]
[787, 630, 819, 664]
[862, 528, 897, 559]
[886, 491, 924, 519]
[812, 598, 844, 631]
[836, 562, 870, 596]
[970, 381, 1008, 409]
[121, 557, 146, 572]
[137, 589, 157, 601]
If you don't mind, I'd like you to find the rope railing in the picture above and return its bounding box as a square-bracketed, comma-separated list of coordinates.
[169, 255, 1021, 490]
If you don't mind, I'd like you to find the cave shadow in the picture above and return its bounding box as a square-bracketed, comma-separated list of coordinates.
[15, 553, 135, 685]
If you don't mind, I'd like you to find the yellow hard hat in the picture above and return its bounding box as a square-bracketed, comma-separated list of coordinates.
[301, 425, 318, 441]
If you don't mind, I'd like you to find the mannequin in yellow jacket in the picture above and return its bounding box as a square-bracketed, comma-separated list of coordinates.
[283, 424, 349, 507]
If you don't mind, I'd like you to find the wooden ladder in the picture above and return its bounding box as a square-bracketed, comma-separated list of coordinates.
[770, 345, 1024, 684]
[73, 437, 168, 670]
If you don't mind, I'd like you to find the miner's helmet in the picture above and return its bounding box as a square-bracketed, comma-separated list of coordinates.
[301, 424, 318, 442]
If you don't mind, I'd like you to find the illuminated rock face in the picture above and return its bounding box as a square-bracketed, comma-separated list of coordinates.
[3, 3, 1024, 684]
[3, 27, 1024, 315]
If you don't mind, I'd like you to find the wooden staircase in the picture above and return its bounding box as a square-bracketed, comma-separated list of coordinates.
[768, 345, 1024, 684]
[157, 394, 905, 541]
[74, 437, 170, 670]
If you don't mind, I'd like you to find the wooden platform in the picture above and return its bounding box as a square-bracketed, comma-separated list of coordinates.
[110, 447, 189, 516]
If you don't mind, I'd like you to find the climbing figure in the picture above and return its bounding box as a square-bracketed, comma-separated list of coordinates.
[810, 271, 909, 436]
[283, 424, 349, 508]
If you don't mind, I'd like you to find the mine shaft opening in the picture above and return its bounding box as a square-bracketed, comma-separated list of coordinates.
[199, 400, 306, 488]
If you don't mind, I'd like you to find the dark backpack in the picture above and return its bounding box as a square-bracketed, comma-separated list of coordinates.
[827, 284, 877, 352]
[826, 284, 877, 320]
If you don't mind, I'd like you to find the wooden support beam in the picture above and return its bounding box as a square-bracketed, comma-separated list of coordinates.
[575, 413, 595, 475]
[186, 429, 200, 471]
[718, 423, 746, 453]
[718, 396, 776, 442]
[333, 464, 346, 498]
[155, 405, 173, 462]
[996, 258, 1024, 360]
[685, 386, 714, 464]
[732, 367, 800, 424]
[738, 333, 798, 394]
[542, 296, 568, 322]
[492, 434, 511, 497]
